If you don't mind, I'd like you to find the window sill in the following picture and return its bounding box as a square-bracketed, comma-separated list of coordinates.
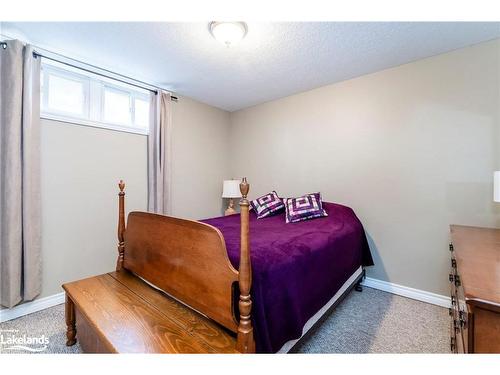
[40, 113, 149, 136]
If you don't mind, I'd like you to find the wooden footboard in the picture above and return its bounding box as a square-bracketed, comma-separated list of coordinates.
[116, 178, 255, 353]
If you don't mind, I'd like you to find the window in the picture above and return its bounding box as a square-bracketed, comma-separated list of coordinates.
[40, 60, 150, 134]
[134, 97, 150, 129]
[45, 72, 88, 117]
[103, 87, 132, 125]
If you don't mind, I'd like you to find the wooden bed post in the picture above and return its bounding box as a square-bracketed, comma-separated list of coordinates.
[236, 177, 256, 353]
[116, 180, 126, 271]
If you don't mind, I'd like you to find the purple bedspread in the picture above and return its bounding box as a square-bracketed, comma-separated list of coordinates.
[201, 202, 373, 353]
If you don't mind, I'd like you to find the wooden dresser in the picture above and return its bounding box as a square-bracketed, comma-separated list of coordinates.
[449, 225, 500, 353]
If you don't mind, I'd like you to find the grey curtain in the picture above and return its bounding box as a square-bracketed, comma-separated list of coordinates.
[0, 40, 42, 308]
[147, 91, 172, 214]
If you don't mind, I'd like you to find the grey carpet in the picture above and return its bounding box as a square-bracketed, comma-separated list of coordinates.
[295, 287, 450, 353]
[0, 287, 450, 354]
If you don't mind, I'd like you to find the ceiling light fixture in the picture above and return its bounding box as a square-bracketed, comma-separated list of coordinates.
[209, 22, 247, 47]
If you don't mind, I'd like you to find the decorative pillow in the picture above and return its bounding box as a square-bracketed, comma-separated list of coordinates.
[283, 192, 328, 223]
[250, 191, 286, 219]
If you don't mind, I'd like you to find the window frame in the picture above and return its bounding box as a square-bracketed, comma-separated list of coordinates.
[132, 94, 152, 130]
[101, 84, 134, 127]
[40, 61, 151, 136]
[41, 64, 91, 120]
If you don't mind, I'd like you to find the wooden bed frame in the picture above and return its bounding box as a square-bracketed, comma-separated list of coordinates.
[63, 178, 364, 353]
[119, 178, 255, 352]
[63, 178, 255, 353]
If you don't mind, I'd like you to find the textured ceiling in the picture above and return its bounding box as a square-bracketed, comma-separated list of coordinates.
[2, 22, 500, 111]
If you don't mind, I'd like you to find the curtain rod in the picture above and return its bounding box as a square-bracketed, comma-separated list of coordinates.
[31, 50, 178, 101]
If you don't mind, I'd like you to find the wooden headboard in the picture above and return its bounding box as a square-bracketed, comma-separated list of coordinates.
[114, 179, 255, 353]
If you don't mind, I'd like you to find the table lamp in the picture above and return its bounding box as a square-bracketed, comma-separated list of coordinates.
[494, 171, 500, 203]
[222, 179, 242, 216]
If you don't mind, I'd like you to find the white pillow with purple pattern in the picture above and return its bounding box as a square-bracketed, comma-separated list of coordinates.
[283, 192, 328, 223]
[250, 191, 285, 219]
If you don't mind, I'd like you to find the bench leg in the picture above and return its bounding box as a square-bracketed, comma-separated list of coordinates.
[65, 295, 77, 346]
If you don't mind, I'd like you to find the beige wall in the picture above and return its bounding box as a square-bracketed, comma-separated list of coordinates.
[170, 96, 231, 219]
[229, 40, 500, 295]
[39, 97, 230, 298]
[40, 120, 148, 298]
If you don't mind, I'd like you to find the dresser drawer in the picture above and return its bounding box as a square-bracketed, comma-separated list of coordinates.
[448, 241, 470, 353]
[448, 246, 460, 310]
[454, 279, 469, 353]
[449, 318, 457, 353]
[448, 242, 465, 353]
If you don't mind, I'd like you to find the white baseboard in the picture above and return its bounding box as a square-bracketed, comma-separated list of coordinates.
[0, 292, 65, 323]
[0, 277, 450, 323]
[362, 277, 451, 308]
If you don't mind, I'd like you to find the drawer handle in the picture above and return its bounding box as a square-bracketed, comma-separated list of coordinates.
[449, 243, 454, 252]
[459, 311, 467, 328]
[450, 273, 461, 286]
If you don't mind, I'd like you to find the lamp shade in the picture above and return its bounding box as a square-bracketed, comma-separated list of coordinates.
[495, 171, 500, 203]
[222, 180, 241, 198]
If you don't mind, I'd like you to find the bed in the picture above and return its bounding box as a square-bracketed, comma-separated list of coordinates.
[62, 178, 373, 353]
[202, 198, 373, 353]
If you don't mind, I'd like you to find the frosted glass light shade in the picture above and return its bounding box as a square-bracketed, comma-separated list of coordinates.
[494, 171, 500, 202]
[222, 180, 241, 198]
[210, 22, 247, 46]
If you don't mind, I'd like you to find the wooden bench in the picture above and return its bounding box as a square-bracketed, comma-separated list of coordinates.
[63, 270, 238, 353]
[62, 179, 254, 353]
